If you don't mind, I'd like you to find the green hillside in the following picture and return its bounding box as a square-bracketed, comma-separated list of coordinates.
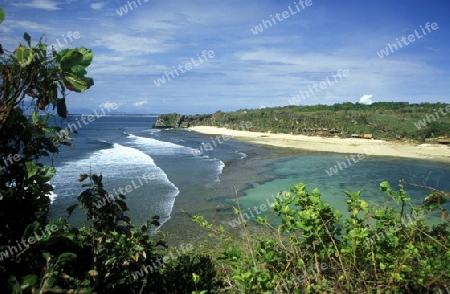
[156, 102, 450, 142]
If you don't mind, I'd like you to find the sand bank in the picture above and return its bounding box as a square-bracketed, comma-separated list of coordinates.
[189, 126, 450, 163]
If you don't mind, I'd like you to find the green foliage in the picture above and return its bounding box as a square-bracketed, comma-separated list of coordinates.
[1, 26, 221, 294]
[3, 173, 162, 293]
[0, 23, 97, 291]
[0, 107, 57, 243]
[189, 181, 449, 293]
[0, 31, 92, 268]
[164, 102, 450, 141]
[163, 255, 223, 293]
[2, 32, 94, 119]
[2, 173, 227, 293]
[56, 47, 94, 92]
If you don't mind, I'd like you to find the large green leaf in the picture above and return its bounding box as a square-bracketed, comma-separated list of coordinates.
[58, 48, 93, 70]
[62, 72, 94, 92]
[40, 164, 56, 181]
[59, 49, 83, 70]
[75, 47, 93, 67]
[57, 47, 94, 92]
[15, 47, 33, 66]
[25, 161, 37, 179]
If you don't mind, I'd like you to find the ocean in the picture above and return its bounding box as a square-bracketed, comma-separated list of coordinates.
[47, 115, 450, 242]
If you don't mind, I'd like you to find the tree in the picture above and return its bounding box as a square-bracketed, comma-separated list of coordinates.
[0, 7, 95, 288]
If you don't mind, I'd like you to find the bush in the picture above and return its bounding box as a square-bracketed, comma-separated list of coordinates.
[190, 180, 450, 293]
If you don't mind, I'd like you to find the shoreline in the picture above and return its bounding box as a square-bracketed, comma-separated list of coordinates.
[189, 126, 450, 163]
[157, 140, 289, 248]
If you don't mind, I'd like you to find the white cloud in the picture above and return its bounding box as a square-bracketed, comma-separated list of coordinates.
[359, 94, 373, 105]
[92, 33, 174, 54]
[134, 100, 148, 107]
[91, 2, 106, 10]
[15, 20, 52, 31]
[12, 0, 60, 11]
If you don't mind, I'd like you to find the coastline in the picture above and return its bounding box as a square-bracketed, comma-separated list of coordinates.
[157, 140, 292, 248]
[189, 126, 450, 163]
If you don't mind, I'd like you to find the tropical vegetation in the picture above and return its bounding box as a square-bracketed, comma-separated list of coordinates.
[157, 102, 450, 142]
[1, 8, 449, 293]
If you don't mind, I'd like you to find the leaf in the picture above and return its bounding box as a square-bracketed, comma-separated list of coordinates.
[57, 98, 68, 118]
[40, 165, 56, 180]
[15, 47, 33, 67]
[66, 203, 79, 217]
[76, 47, 94, 66]
[380, 181, 390, 192]
[57, 47, 94, 92]
[23, 221, 41, 237]
[31, 110, 39, 123]
[25, 161, 37, 179]
[20, 274, 37, 290]
[78, 174, 89, 182]
[43, 113, 50, 124]
[62, 72, 94, 92]
[24, 32, 31, 47]
[0, 8, 5, 24]
[57, 252, 77, 264]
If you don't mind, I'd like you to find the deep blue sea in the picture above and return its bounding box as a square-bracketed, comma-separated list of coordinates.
[47, 115, 450, 234]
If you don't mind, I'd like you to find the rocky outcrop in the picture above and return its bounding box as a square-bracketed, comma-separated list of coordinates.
[153, 113, 189, 128]
[153, 113, 216, 128]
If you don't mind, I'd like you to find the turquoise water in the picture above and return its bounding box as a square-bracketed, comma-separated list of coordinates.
[46, 115, 449, 237]
[235, 153, 450, 224]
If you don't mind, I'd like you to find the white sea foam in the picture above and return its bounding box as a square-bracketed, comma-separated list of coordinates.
[127, 134, 226, 187]
[50, 143, 179, 226]
[127, 133, 197, 156]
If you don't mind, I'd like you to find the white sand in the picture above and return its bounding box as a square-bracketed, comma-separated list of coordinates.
[189, 126, 450, 163]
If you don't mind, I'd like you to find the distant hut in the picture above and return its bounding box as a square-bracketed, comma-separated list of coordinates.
[437, 138, 450, 145]
[329, 128, 340, 134]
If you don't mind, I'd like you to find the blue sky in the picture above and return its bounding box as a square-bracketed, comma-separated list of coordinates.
[1, 0, 449, 114]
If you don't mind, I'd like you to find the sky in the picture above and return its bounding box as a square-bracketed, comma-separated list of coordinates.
[1, 0, 449, 114]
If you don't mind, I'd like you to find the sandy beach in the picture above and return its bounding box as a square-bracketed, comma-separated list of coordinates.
[190, 126, 450, 163]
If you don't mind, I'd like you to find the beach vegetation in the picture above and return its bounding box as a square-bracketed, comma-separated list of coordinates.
[162, 102, 450, 142]
[189, 180, 450, 293]
[0, 22, 220, 293]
